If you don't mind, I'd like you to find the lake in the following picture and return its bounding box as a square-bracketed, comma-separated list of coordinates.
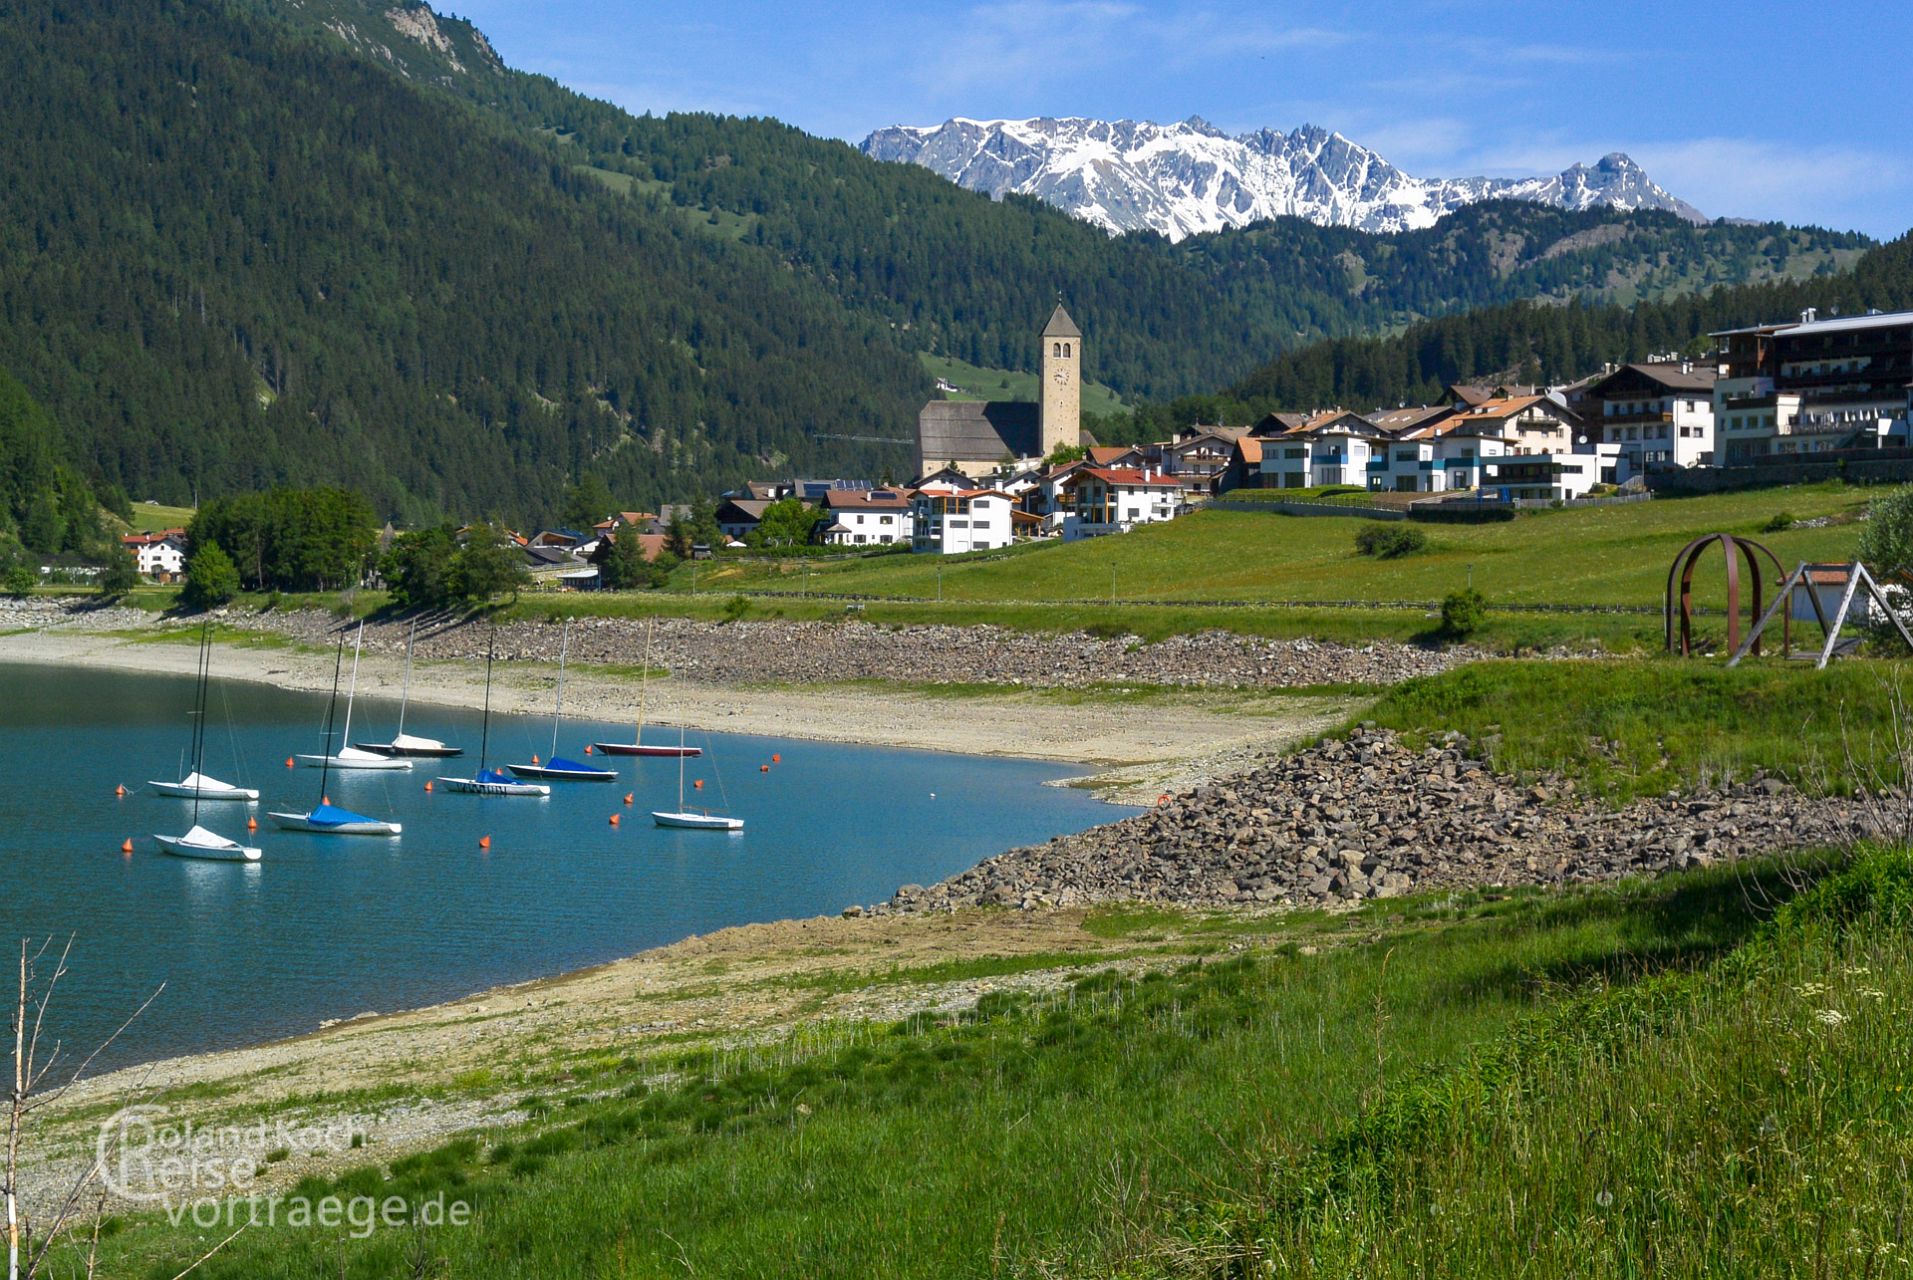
[0, 660, 1133, 1069]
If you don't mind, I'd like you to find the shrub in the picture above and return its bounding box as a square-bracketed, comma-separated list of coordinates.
[1440, 588, 1488, 639]
[180, 542, 241, 609]
[1762, 511, 1796, 533]
[1353, 523, 1427, 559]
[1857, 486, 1913, 581]
[96, 552, 138, 597]
[2, 563, 33, 598]
[719, 594, 750, 623]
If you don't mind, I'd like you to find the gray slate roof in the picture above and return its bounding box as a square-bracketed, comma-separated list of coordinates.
[1042, 304, 1082, 339]
[918, 401, 1041, 462]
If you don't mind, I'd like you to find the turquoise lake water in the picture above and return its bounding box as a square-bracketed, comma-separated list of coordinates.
[0, 661, 1132, 1068]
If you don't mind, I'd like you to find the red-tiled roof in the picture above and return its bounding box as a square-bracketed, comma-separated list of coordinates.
[120, 529, 186, 546]
[1067, 467, 1183, 489]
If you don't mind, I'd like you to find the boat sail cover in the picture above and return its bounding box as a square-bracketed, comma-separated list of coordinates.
[476, 768, 513, 785]
[308, 802, 382, 828]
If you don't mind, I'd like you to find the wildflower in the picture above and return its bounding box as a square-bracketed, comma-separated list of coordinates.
[1816, 1008, 1847, 1027]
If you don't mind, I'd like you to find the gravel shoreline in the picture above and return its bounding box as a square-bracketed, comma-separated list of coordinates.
[879, 726, 1874, 915]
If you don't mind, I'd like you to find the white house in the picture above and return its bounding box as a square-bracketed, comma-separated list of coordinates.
[1587, 361, 1718, 477]
[819, 488, 915, 547]
[910, 488, 1018, 554]
[1481, 446, 1615, 502]
[121, 530, 187, 582]
[1058, 467, 1185, 539]
[1296, 412, 1385, 488]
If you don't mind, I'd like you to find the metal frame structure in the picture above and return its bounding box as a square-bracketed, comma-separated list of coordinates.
[1728, 562, 1913, 669]
[1665, 533, 1784, 657]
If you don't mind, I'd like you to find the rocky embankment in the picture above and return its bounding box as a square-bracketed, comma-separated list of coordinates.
[878, 728, 1873, 913]
[0, 597, 151, 631]
[245, 610, 1470, 689]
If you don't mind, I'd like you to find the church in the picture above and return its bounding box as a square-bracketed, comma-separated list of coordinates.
[915, 305, 1087, 479]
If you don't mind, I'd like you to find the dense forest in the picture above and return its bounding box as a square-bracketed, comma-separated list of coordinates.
[1183, 232, 1913, 425]
[0, 0, 1890, 526]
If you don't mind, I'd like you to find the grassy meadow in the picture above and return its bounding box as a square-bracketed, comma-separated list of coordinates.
[87, 843, 1913, 1278]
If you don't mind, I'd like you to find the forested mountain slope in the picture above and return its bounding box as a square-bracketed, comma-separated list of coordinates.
[0, 0, 1879, 521]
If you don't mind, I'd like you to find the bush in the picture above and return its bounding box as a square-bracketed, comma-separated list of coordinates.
[2, 563, 33, 598]
[1353, 523, 1428, 559]
[180, 542, 241, 609]
[96, 553, 138, 597]
[719, 594, 750, 623]
[1762, 511, 1797, 533]
[1857, 487, 1913, 580]
[1440, 588, 1488, 639]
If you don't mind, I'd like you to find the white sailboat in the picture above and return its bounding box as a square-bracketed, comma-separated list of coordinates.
[147, 624, 259, 801]
[356, 619, 461, 757]
[651, 725, 743, 831]
[593, 619, 699, 758]
[297, 622, 412, 771]
[269, 631, 403, 836]
[439, 633, 549, 797]
[155, 623, 262, 861]
[508, 621, 617, 782]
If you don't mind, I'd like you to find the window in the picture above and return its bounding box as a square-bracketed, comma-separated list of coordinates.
[1063, 342, 1071, 357]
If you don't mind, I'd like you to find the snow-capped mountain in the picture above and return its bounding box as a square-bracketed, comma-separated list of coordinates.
[860, 117, 1706, 241]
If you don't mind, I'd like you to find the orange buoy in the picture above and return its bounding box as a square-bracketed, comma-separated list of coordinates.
[584, 744, 593, 755]
[424, 780, 434, 792]
[1157, 794, 1170, 806]
[532, 754, 541, 765]
[623, 793, 634, 805]
[285, 757, 295, 769]
[120, 838, 133, 854]
[693, 779, 704, 791]
[771, 753, 781, 764]
[115, 784, 126, 797]
[246, 816, 258, 831]
[609, 813, 620, 826]
[760, 764, 770, 773]
[478, 835, 491, 850]
[322, 795, 330, 806]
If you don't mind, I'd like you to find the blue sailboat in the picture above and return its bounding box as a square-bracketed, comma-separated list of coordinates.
[440, 633, 549, 796]
[269, 631, 404, 836]
[508, 621, 616, 782]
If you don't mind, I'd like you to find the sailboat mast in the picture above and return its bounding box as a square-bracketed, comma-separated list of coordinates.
[635, 619, 651, 742]
[397, 618, 417, 736]
[316, 633, 345, 805]
[190, 621, 210, 828]
[550, 622, 568, 759]
[341, 622, 364, 746]
[479, 634, 494, 770]
[677, 724, 687, 809]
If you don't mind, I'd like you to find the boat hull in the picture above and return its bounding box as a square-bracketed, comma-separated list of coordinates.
[651, 810, 744, 831]
[267, 811, 403, 836]
[148, 780, 259, 801]
[296, 752, 413, 771]
[154, 831, 262, 861]
[506, 764, 618, 782]
[356, 742, 463, 758]
[592, 743, 701, 758]
[438, 776, 551, 797]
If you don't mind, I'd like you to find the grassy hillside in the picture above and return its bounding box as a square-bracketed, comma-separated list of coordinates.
[91, 832, 1913, 1277]
[680, 483, 1866, 614]
[919, 353, 1130, 420]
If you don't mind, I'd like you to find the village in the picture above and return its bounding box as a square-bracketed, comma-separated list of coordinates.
[115, 302, 1913, 588]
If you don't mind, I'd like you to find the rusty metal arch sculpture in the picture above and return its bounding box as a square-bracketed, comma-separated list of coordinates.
[1665, 534, 1786, 657]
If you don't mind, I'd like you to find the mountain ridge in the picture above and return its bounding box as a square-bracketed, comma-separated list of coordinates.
[862, 116, 1707, 241]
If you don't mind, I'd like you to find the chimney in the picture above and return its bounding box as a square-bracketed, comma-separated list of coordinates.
[1801, 307, 1817, 324]
[1681, 360, 1692, 375]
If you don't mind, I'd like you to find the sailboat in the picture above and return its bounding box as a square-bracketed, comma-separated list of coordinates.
[154, 622, 263, 861]
[593, 619, 699, 758]
[269, 633, 404, 836]
[296, 622, 412, 771]
[147, 626, 259, 801]
[651, 726, 743, 831]
[508, 620, 617, 782]
[356, 619, 461, 757]
[439, 633, 550, 797]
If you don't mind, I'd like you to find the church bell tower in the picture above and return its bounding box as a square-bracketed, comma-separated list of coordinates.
[1039, 304, 1082, 459]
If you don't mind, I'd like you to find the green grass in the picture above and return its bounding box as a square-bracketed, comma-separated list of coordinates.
[1365, 657, 1909, 802]
[920, 351, 1130, 419]
[671, 483, 1866, 615]
[124, 500, 195, 533]
[93, 851, 1867, 1278]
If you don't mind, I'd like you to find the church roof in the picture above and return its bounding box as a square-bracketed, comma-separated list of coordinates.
[1042, 304, 1082, 339]
[918, 400, 1041, 463]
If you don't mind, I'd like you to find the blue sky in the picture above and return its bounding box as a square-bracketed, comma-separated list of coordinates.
[446, 0, 1913, 237]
